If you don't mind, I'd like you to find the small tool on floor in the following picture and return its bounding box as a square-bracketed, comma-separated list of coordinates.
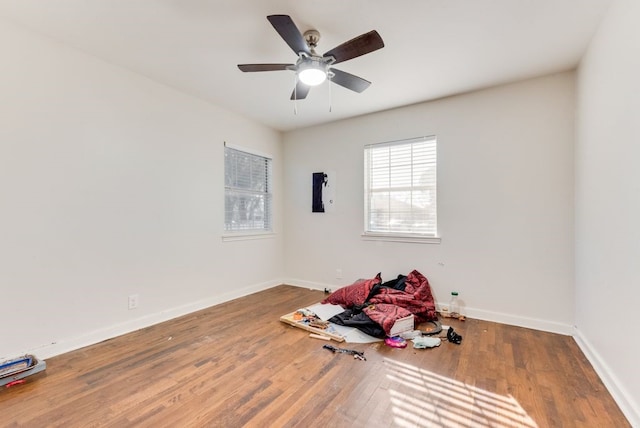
[323, 344, 366, 361]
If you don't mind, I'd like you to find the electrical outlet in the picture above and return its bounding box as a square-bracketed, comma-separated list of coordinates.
[336, 268, 343, 279]
[128, 294, 139, 310]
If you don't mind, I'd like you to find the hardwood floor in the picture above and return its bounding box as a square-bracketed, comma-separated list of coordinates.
[1, 285, 629, 427]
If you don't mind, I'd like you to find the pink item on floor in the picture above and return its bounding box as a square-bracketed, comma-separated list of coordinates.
[384, 336, 407, 348]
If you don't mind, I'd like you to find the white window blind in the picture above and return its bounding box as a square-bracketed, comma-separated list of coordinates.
[224, 146, 272, 232]
[364, 136, 437, 237]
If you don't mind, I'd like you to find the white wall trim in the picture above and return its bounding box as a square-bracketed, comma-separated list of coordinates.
[360, 233, 442, 244]
[222, 232, 276, 242]
[283, 278, 340, 293]
[30, 279, 283, 360]
[284, 279, 573, 335]
[573, 328, 640, 427]
[452, 305, 574, 336]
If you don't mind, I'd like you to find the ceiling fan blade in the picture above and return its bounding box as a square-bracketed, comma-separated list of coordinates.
[323, 30, 384, 65]
[329, 68, 371, 93]
[290, 81, 311, 100]
[238, 64, 294, 72]
[267, 15, 311, 56]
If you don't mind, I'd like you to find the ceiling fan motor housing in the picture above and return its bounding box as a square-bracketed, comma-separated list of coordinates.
[303, 29, 321, 49]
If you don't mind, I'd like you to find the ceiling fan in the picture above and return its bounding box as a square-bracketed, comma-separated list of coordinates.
[238, 15, 384, 100]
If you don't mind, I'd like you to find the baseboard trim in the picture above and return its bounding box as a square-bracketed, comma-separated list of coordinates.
[31, 279, 282, 360]
[573, 328, 639, 427]
[282, 278, 336, 292]
[284, 279, 573, 335]
[453, 305, 574, 335]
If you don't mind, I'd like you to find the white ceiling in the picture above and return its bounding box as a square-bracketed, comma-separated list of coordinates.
[0, 0, 612, 132]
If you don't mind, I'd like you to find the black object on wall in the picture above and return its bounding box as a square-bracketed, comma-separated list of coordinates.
[312, 172, 328, 212]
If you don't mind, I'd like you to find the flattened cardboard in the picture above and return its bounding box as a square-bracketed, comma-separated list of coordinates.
[280, 311, 345, 342]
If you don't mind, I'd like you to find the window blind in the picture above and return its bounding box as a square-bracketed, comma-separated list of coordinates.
[224, 146, 272, 232]
[364, 136, 437, 236]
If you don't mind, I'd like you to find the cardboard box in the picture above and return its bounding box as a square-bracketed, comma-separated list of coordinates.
[389, 314, 414, 337]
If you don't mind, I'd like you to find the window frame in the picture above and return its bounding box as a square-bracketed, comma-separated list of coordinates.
[362, 136, 440, 244]
[223, 143, 274, 240]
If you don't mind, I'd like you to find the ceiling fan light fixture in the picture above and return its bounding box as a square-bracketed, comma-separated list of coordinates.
[297, 60, 327, 86]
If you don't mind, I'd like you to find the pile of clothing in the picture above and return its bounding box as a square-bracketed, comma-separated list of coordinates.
[322, 269, 438, 338]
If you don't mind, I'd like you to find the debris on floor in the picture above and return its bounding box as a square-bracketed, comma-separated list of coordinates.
[0, 354, 46, 388]
[323, 344, 366, 361]
[384, 336, 408, 348]
[280, 307, 346, 342]
[447, 327, 463, 345]
[412, 336, 442, 349]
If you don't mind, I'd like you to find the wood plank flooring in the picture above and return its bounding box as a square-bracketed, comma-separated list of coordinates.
[0, 285, 630, 427]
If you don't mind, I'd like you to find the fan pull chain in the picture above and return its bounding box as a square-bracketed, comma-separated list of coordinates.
[293, 74, 298, 115]
[328, 74, 332, 113]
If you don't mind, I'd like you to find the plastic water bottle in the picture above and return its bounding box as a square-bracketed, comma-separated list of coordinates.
[449, 291, 460, 318]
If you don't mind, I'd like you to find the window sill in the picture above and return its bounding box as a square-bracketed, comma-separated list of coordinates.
[361, 233, 441, 244]
[222, 232, 276, 242]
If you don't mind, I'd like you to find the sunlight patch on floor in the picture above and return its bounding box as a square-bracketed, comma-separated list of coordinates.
[384, 358, 538, 428]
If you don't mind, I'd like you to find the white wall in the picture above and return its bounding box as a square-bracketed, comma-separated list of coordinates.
[575, 0, 640, 424]
[283, 72, 575, 334]
[0, 19, 284, 360]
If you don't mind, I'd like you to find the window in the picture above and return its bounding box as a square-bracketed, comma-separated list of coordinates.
[224, 145, 272, 233]
[364, 136, 438, 241]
